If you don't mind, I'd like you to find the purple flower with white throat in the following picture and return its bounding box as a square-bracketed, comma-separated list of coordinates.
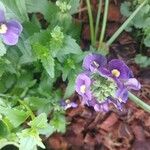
[60, 99, 78, 110]
[0, 9, 23, 45]
[75, 73, 92, 102]
[83, 53, 107, 72]
[99, 59, 141, 91]
[75, 53, 141, 112]
[100, 59, 132, 80]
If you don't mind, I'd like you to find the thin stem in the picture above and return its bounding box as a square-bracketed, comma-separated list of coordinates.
[18, 100, 35, 120]
[98, 0, 109, 49]
[86, 0, 95, 46]
[95, 0, 102, 41]
[106, 0, 147, 46]
[128, 91, 150, 113]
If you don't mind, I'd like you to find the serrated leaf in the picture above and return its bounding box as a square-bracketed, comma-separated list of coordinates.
[41, 54, 55, 78]
[120, 2, 132, 17]
[57, 36, 81, 57]
[18, 129, 45, 150]
[0, 41, 7, 57]
[50, 113, 66, 133]
[0, 0, 28, 22]
[32, 43, 55, 78]
[0, 106, 30, 127]
[28, 113, 48, 129]
[69, 0, 80, 14]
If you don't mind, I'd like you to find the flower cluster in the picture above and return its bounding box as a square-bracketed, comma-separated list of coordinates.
[75, 53, 141, 112]
[0, 9, 22, 45]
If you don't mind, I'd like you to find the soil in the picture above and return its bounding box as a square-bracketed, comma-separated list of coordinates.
[45, 0, 150, 149]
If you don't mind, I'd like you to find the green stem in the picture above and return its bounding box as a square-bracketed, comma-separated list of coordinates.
[18, 100, 35, 120]
[106, 0, 147, 46]
[128, 91, 150, 113]
[86, 0, 95, 46]
[95, 0, 102, 41]
[98, 0, 109, 49]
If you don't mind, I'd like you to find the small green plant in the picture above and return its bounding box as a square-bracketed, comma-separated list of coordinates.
[121, 0, 150, 47]
[0, 0, 83, 149]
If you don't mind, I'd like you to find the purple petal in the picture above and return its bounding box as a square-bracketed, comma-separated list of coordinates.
[108, 59, 132, 79]
[2, 20, 23, 45]
[124, 78, 141, 90]
[115, 88, 128, 103]
[75, 73, 91, 94]
[98, 67, 111, 78]
[0, 9, 5, 22]
[83, 53, 107, 72]
[7, 20, 23, 34]
[60, 99, 78, 110]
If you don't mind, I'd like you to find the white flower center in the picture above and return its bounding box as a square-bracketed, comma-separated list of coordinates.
[93, 61, 99, 68]
[80, 85, 86, 94]
[0, 24, 8, 34]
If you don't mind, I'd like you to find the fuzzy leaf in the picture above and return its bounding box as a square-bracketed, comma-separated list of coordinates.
[28, 113, 48, 129]
[0, 106, 30, 128]
[32, 43, 55, 78]
[18, 128, 45, 150]
[0, 0, 28, 22]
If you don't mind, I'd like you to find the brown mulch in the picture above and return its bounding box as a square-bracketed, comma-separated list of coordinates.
[45, 0, 150, 149]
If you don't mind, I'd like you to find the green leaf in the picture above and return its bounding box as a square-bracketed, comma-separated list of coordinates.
[0, 106, 30, 128]
[0, 0, 28, 22]
[18, 128, 45, 150]
[135, 54, 150, 67]
[69, 0, 80, 14]
[28, 113, 48, 129]
[120, 2, 132, 17]
[57, 36, 81, 57]
[0, 41, 7, 57]
[50, 113, 66, 133]
[0, 120, 9, 137]
[26, 0, 58, 22]
[64, 75, 76, 99]
[144, 35, 150, 47]
[41, 54, 55, 78]
[32, 43, 55, 78]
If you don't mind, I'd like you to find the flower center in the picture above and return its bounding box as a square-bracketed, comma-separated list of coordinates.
[65, 99, 70, 104]
[91, 74, 117, 103]
[80, 85, 86, 94]
[92, 61, 99, 68]
[0, 24, 8, 34]
[111, 69, 120, 77]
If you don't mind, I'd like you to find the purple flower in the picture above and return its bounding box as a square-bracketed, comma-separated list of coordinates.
[83, 53, 107, 72]
[60, 99, 78, 110]
[75, 73, 92, 101]
[100, 59, 133, 80]
[0, 9, 23, 45]
[75, 53, 141, 112]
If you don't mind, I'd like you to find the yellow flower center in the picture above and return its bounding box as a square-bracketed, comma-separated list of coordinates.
[0, 24, 8, 34]
[80, 85, 86, 94]
[111, 69, 120, 77]
[93, 61, 99, 68]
